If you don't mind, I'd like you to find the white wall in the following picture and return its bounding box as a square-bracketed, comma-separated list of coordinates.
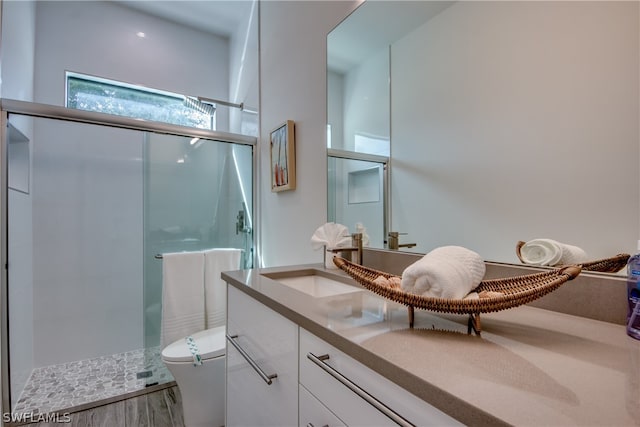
[229, 0, 259, 135]
[33, 1, 230, 130]
[258, 0, 360, 267]
[327, 71, 344, 149]
[391, 1, 639, 262]
[342, 47, 389, 152]
[32, 121, 144, 367]
[0, 0, 36, 409]
[0, 0, 35, 101]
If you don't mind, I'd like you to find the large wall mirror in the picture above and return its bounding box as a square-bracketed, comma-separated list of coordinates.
[327, 0, 639, 272]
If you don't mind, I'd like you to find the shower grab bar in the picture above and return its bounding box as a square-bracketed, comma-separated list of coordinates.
[0, 98, 257, 146]
[155, 249, 244, 259]
[227, 334, 278, 385]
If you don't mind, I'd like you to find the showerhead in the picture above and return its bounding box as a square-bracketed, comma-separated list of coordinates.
[183, 96, 216, 116]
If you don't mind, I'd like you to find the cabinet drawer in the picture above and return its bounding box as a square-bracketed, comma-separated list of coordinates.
[226, 286, 298, 427]
[300, 328, 461, 426]
[299, 384, 345, 427]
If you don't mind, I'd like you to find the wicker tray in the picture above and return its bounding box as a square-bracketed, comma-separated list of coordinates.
[515, 241, 629, 273]
[332, 256, 581, 335]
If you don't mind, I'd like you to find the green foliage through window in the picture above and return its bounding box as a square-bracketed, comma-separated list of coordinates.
[66, 73, 214, 130]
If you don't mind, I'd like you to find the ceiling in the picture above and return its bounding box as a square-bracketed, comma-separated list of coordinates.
[117, 0, 255, 37]
[327, 1, 454, 74]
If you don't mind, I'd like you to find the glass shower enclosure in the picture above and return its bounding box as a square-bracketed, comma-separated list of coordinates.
[1, 99, 255, 416]
[327, 149, 389, 248]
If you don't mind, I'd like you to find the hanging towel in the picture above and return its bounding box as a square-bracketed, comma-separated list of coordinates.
[204, 248, 242, 329]
[400, 246, 486, 300]
[160, 251, 205, 348]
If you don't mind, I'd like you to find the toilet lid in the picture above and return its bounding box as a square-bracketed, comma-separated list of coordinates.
[162, 326, 226, 363]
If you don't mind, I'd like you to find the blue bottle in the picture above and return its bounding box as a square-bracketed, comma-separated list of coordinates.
[626, 241, 640, 340]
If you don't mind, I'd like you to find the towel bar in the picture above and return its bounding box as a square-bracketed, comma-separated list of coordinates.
[155, 248, 244, 259]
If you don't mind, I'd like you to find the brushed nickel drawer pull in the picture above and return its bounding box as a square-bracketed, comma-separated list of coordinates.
[227, 334, 278, 385]
[307, 352, 415, 427]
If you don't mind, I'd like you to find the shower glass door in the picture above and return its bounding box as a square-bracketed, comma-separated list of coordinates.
[4, 109, 254, 416]
[142, 134, 253, 356]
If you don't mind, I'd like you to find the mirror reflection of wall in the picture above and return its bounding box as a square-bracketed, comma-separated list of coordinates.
[328, 0, 639, 269]
[327, 23, 390, 246]
[8, 122, 30, 194]
[328, 154, 387, 248]
[327, 46, 389, 155]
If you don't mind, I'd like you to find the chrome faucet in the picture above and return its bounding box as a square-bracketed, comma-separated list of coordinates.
[388, 232, 416, 250]
[327, 233, 363, 265]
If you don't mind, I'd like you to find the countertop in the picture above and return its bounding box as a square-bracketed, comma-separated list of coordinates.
[222, 264, 640, 426]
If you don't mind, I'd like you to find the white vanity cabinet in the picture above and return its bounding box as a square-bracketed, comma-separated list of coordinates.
[225, 281, 461, 427]
[299, 328, 462, 427]
[299, 384, 346, 427]
[226, 286, 298, 427]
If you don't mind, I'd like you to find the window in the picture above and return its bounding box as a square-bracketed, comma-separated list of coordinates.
[65, 72, 215, 130]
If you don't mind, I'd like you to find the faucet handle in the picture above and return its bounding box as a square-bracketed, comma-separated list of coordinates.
[388, 231, 407, 237]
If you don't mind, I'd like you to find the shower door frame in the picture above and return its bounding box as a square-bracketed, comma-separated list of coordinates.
[327, 148, 390, 246]
[0, 98, 257, 416]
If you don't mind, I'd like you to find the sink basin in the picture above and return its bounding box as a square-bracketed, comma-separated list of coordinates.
[267, 273, 361, 298]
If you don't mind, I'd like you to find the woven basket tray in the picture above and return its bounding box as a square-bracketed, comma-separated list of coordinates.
[515, 241, 629, 273]
[332, 256, 581, 335]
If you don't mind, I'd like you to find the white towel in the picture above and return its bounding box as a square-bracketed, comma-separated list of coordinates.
[401, 246, 486, 299]
[520, 239, 588, 266]
[310, 222, 351, 250]
[557, 242, 589, 265]
[204, 248, 242, 329]
[311, 222, 352, 268]
[160, 251, 205, 348]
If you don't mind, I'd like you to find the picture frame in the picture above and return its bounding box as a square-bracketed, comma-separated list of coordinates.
[270, 120, 296, 192]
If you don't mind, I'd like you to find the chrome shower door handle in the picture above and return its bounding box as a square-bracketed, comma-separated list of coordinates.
[306, 352, 415, 427]
[227, 334, 278, 385]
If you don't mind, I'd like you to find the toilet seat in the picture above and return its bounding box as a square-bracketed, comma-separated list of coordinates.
[161, 326, 226, 363]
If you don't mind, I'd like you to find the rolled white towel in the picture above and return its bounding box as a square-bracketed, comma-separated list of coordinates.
[558, 243, 589, 265]
[401, 246, 486, 300]
[520, 239, 588, 266]
[519, 239, 563, 266]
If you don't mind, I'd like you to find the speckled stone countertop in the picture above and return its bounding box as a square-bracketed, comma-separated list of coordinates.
[222, 264, 640, 426]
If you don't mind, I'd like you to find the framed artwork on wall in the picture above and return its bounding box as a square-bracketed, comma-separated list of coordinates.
[270, 120, 296, 192]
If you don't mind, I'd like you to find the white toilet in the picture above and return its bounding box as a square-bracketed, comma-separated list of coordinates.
[161, 326, 226, 427]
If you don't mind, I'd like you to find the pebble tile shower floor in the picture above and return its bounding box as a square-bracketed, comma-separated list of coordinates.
[13, 346, 173, 415]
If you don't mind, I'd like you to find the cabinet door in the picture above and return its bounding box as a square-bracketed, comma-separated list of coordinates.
[300, 328, 462, 427]
[226, 286, 298, 427]
[299, 384, 346, 427]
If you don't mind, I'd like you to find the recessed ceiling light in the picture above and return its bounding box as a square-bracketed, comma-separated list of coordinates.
[136, 32, 146, 38]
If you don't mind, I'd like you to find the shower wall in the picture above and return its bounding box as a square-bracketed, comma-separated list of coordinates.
[7, 115, 35, 408]
[32, 118, 144, 368]
[2, 0, 37, 405]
